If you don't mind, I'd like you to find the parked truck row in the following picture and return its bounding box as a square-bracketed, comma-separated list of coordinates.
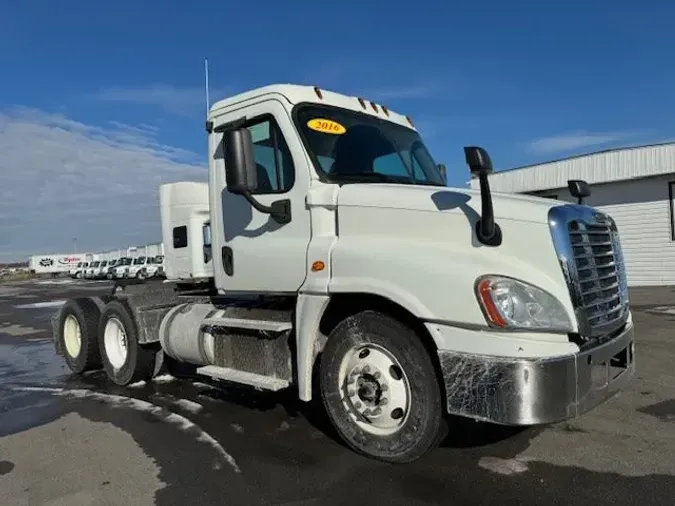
[68, 244, 165, 281]
[52, 83, 635, 463]
[69, 254, 165, 281]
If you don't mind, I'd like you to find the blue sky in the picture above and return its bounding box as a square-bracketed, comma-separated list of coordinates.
[1, 0, 674, 261]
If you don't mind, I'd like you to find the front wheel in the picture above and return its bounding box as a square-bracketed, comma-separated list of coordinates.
[319, 310, 446, 463]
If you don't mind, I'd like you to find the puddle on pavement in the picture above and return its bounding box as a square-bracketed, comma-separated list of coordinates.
[638, 399, 675, 423]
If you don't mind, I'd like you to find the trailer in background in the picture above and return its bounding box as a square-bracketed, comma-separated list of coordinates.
[29, 253, 90, 275]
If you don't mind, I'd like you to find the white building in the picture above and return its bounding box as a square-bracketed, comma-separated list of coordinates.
[470, 142, 675, 287]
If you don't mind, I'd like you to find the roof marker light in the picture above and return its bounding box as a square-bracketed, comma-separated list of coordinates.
[357, 97, 366, 109]
[406, 115, 415, 127]
[314, 86, 323, 99]
[381, 105, 390, 116]
[370, 101, 379, 113]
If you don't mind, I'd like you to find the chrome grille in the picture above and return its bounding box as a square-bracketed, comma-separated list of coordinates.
[549, 205, 629, 339]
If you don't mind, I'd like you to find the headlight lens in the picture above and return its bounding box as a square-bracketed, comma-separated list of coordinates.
[475, 275, 573, 332]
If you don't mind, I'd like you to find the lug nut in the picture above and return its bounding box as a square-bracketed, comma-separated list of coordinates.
[373, 371, 381, 379]
[380, 398, 388, 405]
[381, 384, 388, 392]
[372, 407, 382, 416]
[363, 365, 371, 373]
[354, 401, 362, 409]
[348, 389, 355, 397]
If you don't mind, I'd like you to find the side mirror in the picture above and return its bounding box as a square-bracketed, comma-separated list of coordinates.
[224, 128, 258, 194]
[437, 163, 447, 185]
[463, 146, 493, 176]
[568, 179, 590, 205]
[463, 145, 501, 246]
[202, 221, 212, 264]
[202, 221, 212, 247]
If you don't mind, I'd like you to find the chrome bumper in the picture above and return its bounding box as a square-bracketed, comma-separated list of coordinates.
[437, 322, 635, 425]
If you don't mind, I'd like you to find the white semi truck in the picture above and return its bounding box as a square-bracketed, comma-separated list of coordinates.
[51, 84, 635, 463]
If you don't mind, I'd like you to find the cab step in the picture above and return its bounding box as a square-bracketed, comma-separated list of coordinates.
[200, 306, 293, 333]
[196, 365, 290, 391]
[200, 316, 292, 333]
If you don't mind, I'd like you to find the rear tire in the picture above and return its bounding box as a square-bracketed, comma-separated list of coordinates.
[319, 310, 446, 463]
[56, 298, 103, 374]
[98, 300, 156, 386]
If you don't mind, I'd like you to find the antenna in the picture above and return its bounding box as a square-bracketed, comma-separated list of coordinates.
[204, 57, 210, 118]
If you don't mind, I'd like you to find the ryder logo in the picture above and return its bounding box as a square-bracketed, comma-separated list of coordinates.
[58, 257, 82, 265]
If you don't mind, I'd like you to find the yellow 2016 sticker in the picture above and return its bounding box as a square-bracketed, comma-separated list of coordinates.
[307, 118, 346, 135]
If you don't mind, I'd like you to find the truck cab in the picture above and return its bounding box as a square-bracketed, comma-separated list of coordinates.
[140, 255, 164, 278]
[110, 257, 133, 279]
[103, 258, 118, 279]
[92, 260, 109, 279]
[69, 262, 85, 278]
[127, 256, 149, 279]
[52, 84, 635, 464]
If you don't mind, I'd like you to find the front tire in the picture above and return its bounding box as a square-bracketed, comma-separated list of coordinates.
[319, 310, 446, 463]
[98, 300, 156, 386]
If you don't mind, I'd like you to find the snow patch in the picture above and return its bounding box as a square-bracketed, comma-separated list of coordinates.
[171, 398, 203, 414]
[14, 300, 66, 309]
[0, 323, 43, 336]
[478, 456, 530, 476]
[153, 374, 175, 383]
[9, 385, 240, 473]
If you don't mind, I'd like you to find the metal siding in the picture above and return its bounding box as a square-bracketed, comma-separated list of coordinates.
[470, 144, 675, 193]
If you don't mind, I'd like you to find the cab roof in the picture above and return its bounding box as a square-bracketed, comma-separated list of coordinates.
[208, 84, 417, 131]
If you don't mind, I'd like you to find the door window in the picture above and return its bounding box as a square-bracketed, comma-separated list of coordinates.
[245, 116, 295, 194]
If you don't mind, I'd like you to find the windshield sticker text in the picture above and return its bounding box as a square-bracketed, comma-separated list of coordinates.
[307, 118, 346, 135]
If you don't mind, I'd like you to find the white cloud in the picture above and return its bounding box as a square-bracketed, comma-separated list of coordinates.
[93, 84, 211, 116]
[528, 131, 632, 154]
[0, 107, 205, 261]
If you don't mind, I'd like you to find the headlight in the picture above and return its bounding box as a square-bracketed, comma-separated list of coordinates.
[475, 275, 573, 332]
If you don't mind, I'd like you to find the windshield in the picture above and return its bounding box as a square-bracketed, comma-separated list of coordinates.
[133, 256, 146, 265]
[118, 257, 132, 266]
[294, 104, 444, 186]
[100, 261, 107, 267]
[91, 261, 100, 267]
[156, 255, 164, 264]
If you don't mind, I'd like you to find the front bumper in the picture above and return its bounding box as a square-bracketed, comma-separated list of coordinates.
[437, 322, 635, 425]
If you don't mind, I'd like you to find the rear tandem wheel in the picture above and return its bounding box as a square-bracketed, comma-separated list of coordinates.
[98, 300, 158, 386]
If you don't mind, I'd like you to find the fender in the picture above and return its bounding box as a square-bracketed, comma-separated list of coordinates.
[327, 219, 576, 331]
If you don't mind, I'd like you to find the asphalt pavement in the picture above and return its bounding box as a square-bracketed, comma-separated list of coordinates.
[1, 279, 675, 506]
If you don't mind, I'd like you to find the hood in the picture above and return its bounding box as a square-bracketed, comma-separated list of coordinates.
[336, 183, 558, 224]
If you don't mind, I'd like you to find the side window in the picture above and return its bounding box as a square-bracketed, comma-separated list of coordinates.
[173, 225, 188, 249]
[372, 150, 432, 182]
[373, 152, 410, 177]
[247, 117, 295, 194]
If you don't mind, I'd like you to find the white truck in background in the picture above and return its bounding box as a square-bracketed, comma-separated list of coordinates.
[69, 261, 87, 279]
[52, 84, 635, 463]
[110, 257, 133, 279]
[139, 255, 165, 279]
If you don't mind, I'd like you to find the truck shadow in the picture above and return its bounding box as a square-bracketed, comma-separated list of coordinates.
[156, 365, 532, 452]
